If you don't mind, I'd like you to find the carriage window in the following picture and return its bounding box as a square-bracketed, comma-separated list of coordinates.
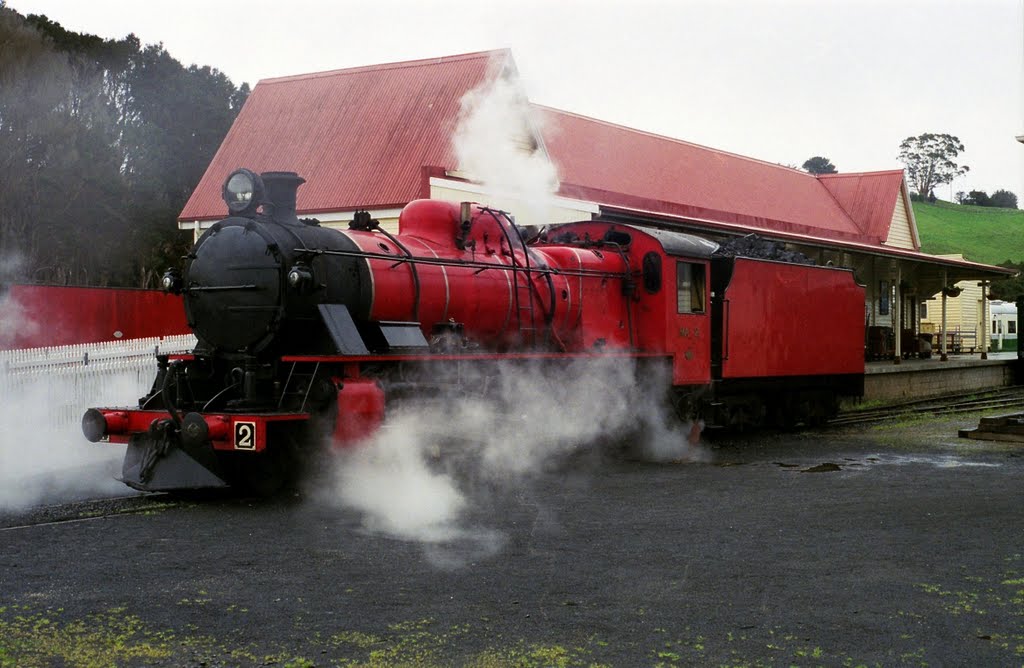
[676, 262, 706, 314]
[1010, 321, 1017, 334]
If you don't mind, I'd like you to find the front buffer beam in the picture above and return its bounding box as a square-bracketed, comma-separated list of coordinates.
[120, 417, 229, 492]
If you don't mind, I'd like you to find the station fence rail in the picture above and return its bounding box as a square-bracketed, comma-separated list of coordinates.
[0, 335, 197, 431]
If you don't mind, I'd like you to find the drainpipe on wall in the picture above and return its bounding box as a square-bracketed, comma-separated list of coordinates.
[940, 269, 948, 362]
[980, 281, 988, 360]
[894, 265, 902, 365]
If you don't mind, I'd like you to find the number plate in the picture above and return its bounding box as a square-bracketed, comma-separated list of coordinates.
[234, 421, 257, 450]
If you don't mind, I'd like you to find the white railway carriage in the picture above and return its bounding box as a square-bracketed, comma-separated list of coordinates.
[990, 300, 1018, 353]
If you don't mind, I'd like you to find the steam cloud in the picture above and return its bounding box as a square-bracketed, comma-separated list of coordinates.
[0, 272, 140, 510]
[0, 255, 38, 349]
[325, 64, 707, 564]
[452, 69, 560, 228]
[325, 359, 708, 566]
[0, 371, 130, 511]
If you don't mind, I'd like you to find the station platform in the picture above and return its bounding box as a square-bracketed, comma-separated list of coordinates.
[852, 352, 1021, 406]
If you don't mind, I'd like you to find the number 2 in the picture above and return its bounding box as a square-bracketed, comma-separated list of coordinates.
[234, 421, 256, 450]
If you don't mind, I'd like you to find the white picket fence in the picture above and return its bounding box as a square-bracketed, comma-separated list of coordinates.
[0, 334, 197, 430]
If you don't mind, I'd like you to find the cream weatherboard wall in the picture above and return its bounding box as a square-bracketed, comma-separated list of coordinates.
[920, 255, 985, 350]
[882, 186, 917, 251]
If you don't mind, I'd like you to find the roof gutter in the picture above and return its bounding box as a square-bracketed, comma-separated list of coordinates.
[597, 203, 1015, 279]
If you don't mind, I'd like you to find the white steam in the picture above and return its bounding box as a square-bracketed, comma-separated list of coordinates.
[326, 359, 708, 564]
[0, 256, 39, 349]
[405, 67, 707, 564]
[452, 73, 560, 228]
[0, 288, 174, 511]
[336, 417, 467, 542]
[0, 290, 40, 350]
[0, 366, 133, 510]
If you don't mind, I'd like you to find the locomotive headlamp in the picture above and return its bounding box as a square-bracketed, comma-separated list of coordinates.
[160, 269, 183, 295]
[287, 262, 315, 293]
[222, 168, 265, 217]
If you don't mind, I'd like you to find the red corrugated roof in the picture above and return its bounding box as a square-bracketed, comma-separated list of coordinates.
[817, 170, 908, 245]
[180, 50, 507, 221]
[180, 50, 911, 252]
[535, 106, 901, 246]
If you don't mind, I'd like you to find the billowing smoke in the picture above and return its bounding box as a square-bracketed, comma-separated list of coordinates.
[324, 64, 706, 563]
[0, 364, 134, 511]
[325, 358, 708, 565]
[452, 69, 560, 228]
[0, 255, 39, 349]
[0, 274, 164, 510]
[0, 291, 39, 350]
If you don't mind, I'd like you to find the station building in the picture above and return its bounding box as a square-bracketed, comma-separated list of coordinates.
[179, 49, 1014, 380]
[921, 270, 1019, 353]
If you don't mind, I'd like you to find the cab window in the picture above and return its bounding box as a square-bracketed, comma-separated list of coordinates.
[676, 262, 706, 314]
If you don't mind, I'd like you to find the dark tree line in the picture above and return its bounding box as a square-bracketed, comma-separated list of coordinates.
[954, 189, 1018, 209]
[989, 261, 1024, 301]
[801, 156, 837, 175]
[0, 7, 248, 287]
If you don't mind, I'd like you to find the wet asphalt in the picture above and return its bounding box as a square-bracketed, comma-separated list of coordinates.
[1, 415, 1023, 667]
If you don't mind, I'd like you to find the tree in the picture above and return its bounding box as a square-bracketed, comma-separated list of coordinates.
[989, 189, 1018, 209]
[967, 190, 991, 207]
[0, 8, 248, 287]
[0, 7, 124, 285]
[989, 261, 1024, 301]
[898, 133, 969, 199]
[802, 156, 837, 175]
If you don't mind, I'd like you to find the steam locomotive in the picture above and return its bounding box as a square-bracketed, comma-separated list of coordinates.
[82, 169, 865, 492]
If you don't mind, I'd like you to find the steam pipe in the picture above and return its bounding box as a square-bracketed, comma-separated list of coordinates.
[161, 361, 184, 430]
[455, 202, 473, 250]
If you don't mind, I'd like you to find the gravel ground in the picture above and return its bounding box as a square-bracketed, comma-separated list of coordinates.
[1, 412, 1023, 667]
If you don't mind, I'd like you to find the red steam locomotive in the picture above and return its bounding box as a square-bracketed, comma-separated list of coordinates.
[82, 169, 864, 492]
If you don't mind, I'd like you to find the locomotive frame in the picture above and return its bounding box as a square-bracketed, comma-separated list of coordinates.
[83, 168, 865, 493]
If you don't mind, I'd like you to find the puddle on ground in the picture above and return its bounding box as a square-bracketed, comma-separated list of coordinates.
[800, 462, 842, 473]
[877, 454, 1001, 469]
[774, 454, 1001, 473]
[775, 461, 844, 472]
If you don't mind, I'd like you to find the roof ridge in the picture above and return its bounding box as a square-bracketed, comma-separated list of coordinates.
[815, 173, 869, 236]
[258, 49, 508, 85]
[533, 103, 819, 178]
[817, 169, 905, 179]
[815, 170, 906, 241]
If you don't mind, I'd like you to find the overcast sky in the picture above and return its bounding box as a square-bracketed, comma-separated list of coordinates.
[9, 0, 1024, 199]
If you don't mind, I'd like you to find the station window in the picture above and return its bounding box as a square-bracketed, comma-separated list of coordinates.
[676, 262, 706, 314]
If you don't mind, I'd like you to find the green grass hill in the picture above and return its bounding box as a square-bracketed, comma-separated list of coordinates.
[912, 201, 1024, 265]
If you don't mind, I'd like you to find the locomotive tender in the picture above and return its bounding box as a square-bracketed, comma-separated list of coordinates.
[82, 169, 865, 492]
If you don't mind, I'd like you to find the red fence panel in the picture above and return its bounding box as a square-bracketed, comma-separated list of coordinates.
[1, 285, 189, 350]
